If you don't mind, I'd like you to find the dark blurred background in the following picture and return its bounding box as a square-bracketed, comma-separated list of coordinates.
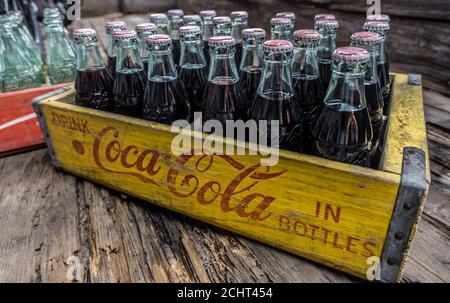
[53, 0, 450, 96]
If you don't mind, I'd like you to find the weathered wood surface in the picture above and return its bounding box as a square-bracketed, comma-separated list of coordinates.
[0, 13, 449, 283]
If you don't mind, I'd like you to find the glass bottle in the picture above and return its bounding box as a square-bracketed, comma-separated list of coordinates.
[73, 28, 113, 110]
[363, 21, 390, 110]
[199, 10, 217, 60]
[112, 31, 146, 118]
[212, 16, 232, 36]
[105, 20, 126, 78]
[248, 40, 300, 150]
[136, 23, 157, 74]
[43, 9, 76, 84]
[239, 28, 266, 102]
[168, 10, 184, 67]
[270, 17, 293, 41]
[312, 47, 373, 167]
[149, 13, 170, 35]
[179, 25, 208, 116]
[314, 19, 339, 94]
[0, 13, 40, 92]
[291, 29, 324, 153]
[143, 34, 189, 124]
[350, 32, 384, 143]
[230, 11, 248, 67]
[314, 14, 336, 22]
[366, 14, 390, 23]
[182, 14, 202, 28]
[275, 12, 295, 27]
[202, 36, 248, 126]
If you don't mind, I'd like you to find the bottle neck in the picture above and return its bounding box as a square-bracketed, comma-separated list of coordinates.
[156, 24, 170, 35]
[106, 32, 116, 57]
[169, 17, 182, 39]
[240, 38, 264, 71]
[137, 32, 153, 60]
[180, 37, 207, 69]
[213, 24, 232, 36]
[350, 42, 380, 85]
[378, 36, 387, 64]
[76, 37, 106, 71]
[148, 47, 178, 81]
[201, 18, 214, 41]
[45, 20, 64, 34]
[325, 62, 368, 109]
[257, 53, 294, 99]
[208, 46, 239, 83]
[231, 21, 247, 43]
[271, 25, 292, 40]
[116, 38, 144, 73]
[292, 45, 320, 78]
[317, 29, 336, 61]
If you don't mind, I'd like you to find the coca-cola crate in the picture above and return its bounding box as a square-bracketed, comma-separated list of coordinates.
[32, 73, 429, 282]
[0, 83, 72, 157]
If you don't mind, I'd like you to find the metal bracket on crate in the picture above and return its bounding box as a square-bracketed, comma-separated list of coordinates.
[32, 87, 71, 171]
[379, 147, 427, 283]
[407, 74, 422, 86]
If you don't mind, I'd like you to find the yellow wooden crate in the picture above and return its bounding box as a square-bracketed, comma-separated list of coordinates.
[32, 73, 429, 282]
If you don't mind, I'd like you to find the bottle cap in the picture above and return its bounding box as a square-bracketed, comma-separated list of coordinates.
[208, 36, 236, 47]
[275, 12, 295, 21]
[167, 9, 184, 17]
[105, 21, 126, 32]
[270, 17, 292, 26]
[293, 29, 320, 42]
[150, 13, 168, 24]
[73, 28, 97, 39]
[183, 15, 201, 23]
[136, 23, 157, 34]
[230, 11, 248, 19]
[264, 40, 294, 53]
[145, 34, 172, 46]
[200, 10, 217, 18]
[366, 14, 390, 23]
[314, 14, 336, 21]
[363, 21, 390, 32]
[212, 16, 232, 25]
[242, 28, 266, 39]
[179, 25, 201, 36]
[350, 31, 382, 44]
[113, 30, 137, 41]
[43, 7, 60, 16]
[314, 20, 339, 30]
[333, 47, 369, 64]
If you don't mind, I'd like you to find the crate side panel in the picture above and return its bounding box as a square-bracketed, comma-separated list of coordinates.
[40, 101, 400, 280]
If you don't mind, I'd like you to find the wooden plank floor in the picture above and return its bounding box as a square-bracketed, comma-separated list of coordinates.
[0, 14, 449, 283]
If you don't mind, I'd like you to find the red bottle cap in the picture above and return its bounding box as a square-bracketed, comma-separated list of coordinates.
[73, 28, 97, 38]
[208, 36, 236, 47]
[366, 14, 390, 23]
[333, 47, 370, 64]
[145, 34, 172, 46]
[149, 14, 168, 24]
[276, 12, 295, 21]
[363, 21, 390, 32]
[113, 30, 137, 41]
[270, 17, 292, 26]
[212, 16, 232, 25]
[264, 40, 294, 53]
[105, 20, 126, 32]
[167, 9, 184, 17]
[314, 20, 339, 30]
[183, 14, 201, 23]
[351, 32, 382, 44]
[136, 23, 157, 34]
[230, 11, 248, 19]
[242, 28, 266, 39]
[314, 14, 336, 21]
[200, 10, 217, 18]
[179, 25, 201, 36]
[293, 29, 320, 42]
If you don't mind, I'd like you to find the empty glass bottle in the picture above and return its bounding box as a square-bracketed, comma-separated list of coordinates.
[350, 32, 384, 143]
[312, 47, 373, 167]
[73, 28, 113, 110]
[202, 36, 247, 126]
[314, 14, 336, 22]
[249, 40, 300, 150]
[136, 23, 157, 74]
[112, 31, 146, 118]
[105, 20, 126, 78]
[179, 26, 208, 116]
[270, 17, 293, 41]
[0, 13, 40, 92]
[230, 11, 248, 67]
[143, 34, 189, 124]
[212, 16, 232, 36]
[43, 8, 76, 84]
[314, 19, 339, 94]
[291, 30, 324, 153]
[150, 14, 170, 35]
[275, 12, 295, 27]
[239, 28, 266, 102]
[363, 21, 390, 110]
[167, 9, 184, 66]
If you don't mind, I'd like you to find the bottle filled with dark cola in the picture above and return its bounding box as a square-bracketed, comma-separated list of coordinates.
[202, 36, 248, 126]
[275, 12, 296, 28]
[239, 28, 266, 102]
[167, 9, 184, 66]
[179, 25, 208, 116]
[212, 16, 232, 36]
[314, 19, 339, 95]
[291, 30, 323, 153]
[230, 11, 248, 67]
[351, 32, 384, 144]
[142, 34, 189, 124]
[363, 20, 390, 111]
[199, 10, 217, 62]
[136, 23, 157, 75]
[248, 40, 300, 150]
[270, 17, 293, 41]
[312, 47, 373, 167]
[105, 21, 126, 78]
[112, 30, 146, 118]
[73, 28, 113, 110]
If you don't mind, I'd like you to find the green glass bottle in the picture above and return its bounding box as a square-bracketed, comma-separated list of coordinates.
[43, 8, 76, 84]
[0, 14, 41, 92]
